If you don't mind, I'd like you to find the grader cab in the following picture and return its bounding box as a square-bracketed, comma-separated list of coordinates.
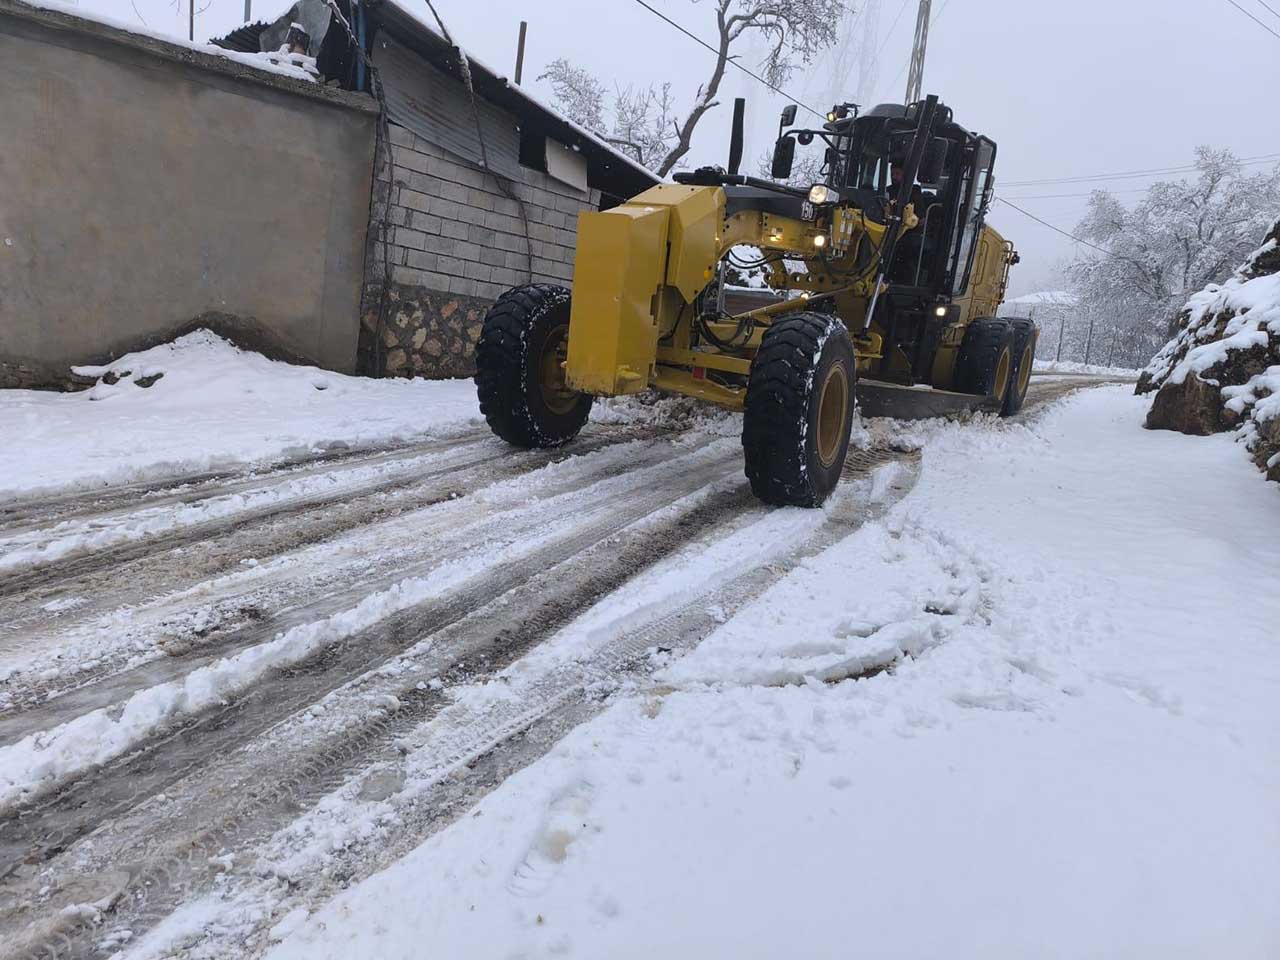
[474, 94, 1034, 507]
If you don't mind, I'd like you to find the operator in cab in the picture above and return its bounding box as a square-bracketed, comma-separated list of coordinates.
[885, 159, 931, 219]
[885, 159, 936, 284]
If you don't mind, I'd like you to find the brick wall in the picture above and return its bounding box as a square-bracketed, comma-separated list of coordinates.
[359, 122, 604, 379]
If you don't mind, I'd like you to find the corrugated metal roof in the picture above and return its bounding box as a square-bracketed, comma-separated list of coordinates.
[210, 21, 269, 54]
[376, 33, 520, 181]
[372, 0, 658, 200]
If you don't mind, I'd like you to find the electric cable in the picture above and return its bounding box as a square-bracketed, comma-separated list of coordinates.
[993, 197, 1122, 259]
[1221, 0, 1280, 37]
[1002, 153, 1280, 187]
[1253, 0, 1280, 21]
[626, 0, 826, 119]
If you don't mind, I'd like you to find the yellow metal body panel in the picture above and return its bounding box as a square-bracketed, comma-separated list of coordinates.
[950, 223, 1011, 325]
[565, 201, 669, 395]
[653, 366, 745, 410]
[562, 177, 1014, 409]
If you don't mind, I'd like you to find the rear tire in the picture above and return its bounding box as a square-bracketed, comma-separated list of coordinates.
[474, 284, 593, 448]
[743, 313, 856, 507]
[954, 317, 1015, 410]
[1001, 318, 1039, 416]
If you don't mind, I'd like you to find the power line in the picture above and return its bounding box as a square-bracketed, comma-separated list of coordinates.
[876, 0, 914, 59]
[994, 198, 1119, 258]
[1002, 187, 1151, 200]
[1002, 152, 1280, 187]
[1255, 0, 1280, 21]
[626, 0, 826, 119]
[1222, 0, 1280, 37]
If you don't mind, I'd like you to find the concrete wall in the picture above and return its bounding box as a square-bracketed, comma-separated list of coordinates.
[0, 1, 379, 387]
[360, 123, 604, 379]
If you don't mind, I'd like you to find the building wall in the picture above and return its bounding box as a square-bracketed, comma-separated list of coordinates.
[360, 123, 603, 379]
[0, 1, 379, 388]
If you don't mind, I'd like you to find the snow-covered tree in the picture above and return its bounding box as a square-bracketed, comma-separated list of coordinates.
[540, 0, 847, 176]
[1065, 148, 1280, 358]
[540, 60, 679, 172]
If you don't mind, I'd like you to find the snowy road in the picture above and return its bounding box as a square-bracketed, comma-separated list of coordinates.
[0, 374, 1142, 958]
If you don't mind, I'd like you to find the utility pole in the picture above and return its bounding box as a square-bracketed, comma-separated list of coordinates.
[189, 0, 194, 41]
[245, 1, 252, 24]
[514, 21, 527, 85]
[1055, 308, 1066, 361]
[904, 0, 931, 104]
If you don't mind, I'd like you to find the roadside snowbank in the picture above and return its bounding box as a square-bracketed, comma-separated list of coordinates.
[1033, 359, 1138, 376]
[0, 332, 481, 499]
[267, 386, 1280, 960]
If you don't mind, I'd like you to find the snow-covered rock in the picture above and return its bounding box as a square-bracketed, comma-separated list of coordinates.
[1138, 219, 1280, 481]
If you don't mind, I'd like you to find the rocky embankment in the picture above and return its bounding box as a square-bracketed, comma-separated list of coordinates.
[1138, 220, 1280, 482]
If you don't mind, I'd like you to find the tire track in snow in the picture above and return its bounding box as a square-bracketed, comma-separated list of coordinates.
[0, 441, 746, 885]
[52, 450, 921, 960]
[0, 423, 668, 656]
[0, 435, 519, 594]
[0, 382, 1106, 957]
[0, 429, 489, 538]
[0, 428, 707, 738]
[0, 448, 920, 960]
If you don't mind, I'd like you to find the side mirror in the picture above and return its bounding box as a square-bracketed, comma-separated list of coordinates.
[919, 137, 949, 185]
[780, 104, 798, 127]
[771, 136, 796, 180]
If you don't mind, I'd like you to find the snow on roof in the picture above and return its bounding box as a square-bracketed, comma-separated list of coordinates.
[19, 0, 319, 83]
[1004, 290, 1078, 306]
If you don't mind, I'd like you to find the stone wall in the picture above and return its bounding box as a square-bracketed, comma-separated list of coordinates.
[359, 123, 603, 379]
[0, 0, 378, 388]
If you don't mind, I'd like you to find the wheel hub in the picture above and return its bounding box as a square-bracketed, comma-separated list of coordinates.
[993, 348, 1011, 401]
[815, 363, 850, 468]
[1016, 343, 1033, 396]
[538, 323, 579, 415]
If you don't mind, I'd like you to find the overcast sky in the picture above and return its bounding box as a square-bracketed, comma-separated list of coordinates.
[72, 0, 1279, 295]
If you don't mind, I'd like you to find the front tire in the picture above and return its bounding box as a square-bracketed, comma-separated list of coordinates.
[474, 284, 593, 447]
[743, 313, 857, 507]
[955, 317, 1015, 411]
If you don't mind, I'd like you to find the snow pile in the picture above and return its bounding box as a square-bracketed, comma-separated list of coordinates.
[1138, 218, 1280, 480]
[1033, 359, 1139, 376]
[0, 331, 480, 499]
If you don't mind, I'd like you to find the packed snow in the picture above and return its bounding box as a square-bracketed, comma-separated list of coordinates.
[0, 331, 481, 499]
[256, 386, 1279, 960]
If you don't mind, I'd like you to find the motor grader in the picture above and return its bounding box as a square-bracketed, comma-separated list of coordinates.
[474, 94, 1034, 507]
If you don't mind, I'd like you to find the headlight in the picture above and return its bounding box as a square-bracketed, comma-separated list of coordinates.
[808, 184, 841, 205]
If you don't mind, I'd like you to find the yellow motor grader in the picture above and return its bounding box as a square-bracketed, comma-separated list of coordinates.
[475, 95, 1033, 507]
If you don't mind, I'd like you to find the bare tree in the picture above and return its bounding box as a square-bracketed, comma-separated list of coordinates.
[540, 60, 679, 171]
[541, 0, 847, 176]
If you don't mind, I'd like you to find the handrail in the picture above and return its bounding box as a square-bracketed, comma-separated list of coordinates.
[913, 201, 944, 287]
